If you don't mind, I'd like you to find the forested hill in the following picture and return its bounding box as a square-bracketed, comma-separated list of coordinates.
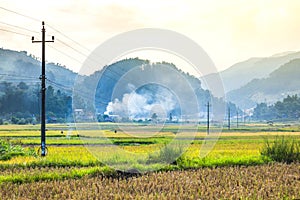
[77, 58, 237, 118]
[0, 48, 76, 90]
[226, 59, 300, 109]
[0, 48, 239, 123]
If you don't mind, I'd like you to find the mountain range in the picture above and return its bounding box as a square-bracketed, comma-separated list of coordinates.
[0, 48, 76, 92]
[74, 58, 229, 119]
[0, 48, 233, 120]
[226, 59, 300, 109]
[1, 47, 299, 114]
[202, 51, 300, 109]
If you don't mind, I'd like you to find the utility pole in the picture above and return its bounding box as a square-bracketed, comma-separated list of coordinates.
[236, 110, 239, 128]
[32, 21, 54, 156]
[206, 102, 211, 135]
[243, 109, 246, 126]
[228, 107, 231, 130]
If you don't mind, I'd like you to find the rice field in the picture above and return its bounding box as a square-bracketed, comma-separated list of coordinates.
[0, 123, 299, 199]
[0, 163, 299, 199]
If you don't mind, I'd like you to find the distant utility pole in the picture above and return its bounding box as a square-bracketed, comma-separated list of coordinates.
[243, 109, 246, 125]
[206, 102, 211, 135]
[32, 21, 54, 156]
[228, 107, 231, 130]
[236, 110, 239, 128]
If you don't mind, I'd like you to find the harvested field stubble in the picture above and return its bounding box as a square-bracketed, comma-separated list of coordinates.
[1, 163, 299, 199]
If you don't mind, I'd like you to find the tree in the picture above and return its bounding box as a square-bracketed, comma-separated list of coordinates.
[253, 94, 300, 121]
[253, 103, 275, 120]
[0, 82, 72, 122]
[275, 95, 300, 119]
[151, 113, 158, 122]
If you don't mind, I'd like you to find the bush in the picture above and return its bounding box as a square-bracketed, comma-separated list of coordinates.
[261, 136, 300, 164]
[148, 144, 184, 164]
[0, 139, 36, 161]
[17, 118, 27, 125]
[11, 116, 19, 124]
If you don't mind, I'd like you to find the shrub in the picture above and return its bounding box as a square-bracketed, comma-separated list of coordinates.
[0, 139, 36, 161]
[11, 116, 19, 124]
[261, 136, 300, 164]
[17, 118, 27, 125]
[148, 144, 184, 164]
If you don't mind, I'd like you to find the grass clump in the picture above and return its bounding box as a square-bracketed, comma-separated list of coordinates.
[148, 144, 184, 164]
[0, 139, 36, 161]
[261, 136, 300, 164]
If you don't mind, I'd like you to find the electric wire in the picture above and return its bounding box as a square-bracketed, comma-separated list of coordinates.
[0, 6, 132, 83]
[0, 6, 151, 99]
[0, 6, 41, 23]
[0, 27, 31, 37]
[47, 44, 83, 65]
[0, 21, 39, 34]
[47, 24, 91, 53]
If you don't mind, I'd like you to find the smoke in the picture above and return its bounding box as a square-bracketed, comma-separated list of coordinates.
[105, 85, 178, 120]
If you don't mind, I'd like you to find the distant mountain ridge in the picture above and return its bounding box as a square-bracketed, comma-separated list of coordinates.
[6, 47, 299, 115]
[227, 59, 300, 109]
[76, 58, 230, 117]
[0, 48, 235, 119]
[202, 51, 300, 96]
[0, 48, 77, 90]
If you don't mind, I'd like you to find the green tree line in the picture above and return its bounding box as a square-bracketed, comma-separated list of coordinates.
[253, 94, 300, 120]
[0, 82, 72, 124]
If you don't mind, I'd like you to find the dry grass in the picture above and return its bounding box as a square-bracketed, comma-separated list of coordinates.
[1, 163, 299, 199]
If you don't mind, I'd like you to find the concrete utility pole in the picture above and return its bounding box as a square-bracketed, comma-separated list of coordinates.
[32, 21, 54, 156]
[206, 102, 211, 135]
[243, 109, 246, 125]
[236, 110, 239, 128]
[228, 107, 231, 130]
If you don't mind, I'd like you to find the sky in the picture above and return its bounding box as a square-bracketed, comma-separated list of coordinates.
[1, 0, 300, 75]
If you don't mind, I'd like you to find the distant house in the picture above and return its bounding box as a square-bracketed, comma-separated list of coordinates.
[47, 117, 57, 123]
[74, 109, 84, 121]
[74, 109, 95, 122]
[74, 109, 84, 116]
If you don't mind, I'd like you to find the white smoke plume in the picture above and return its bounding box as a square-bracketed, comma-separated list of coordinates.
[105, 86, 177, 120]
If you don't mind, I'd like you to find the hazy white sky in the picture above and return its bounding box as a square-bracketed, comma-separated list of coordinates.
[1, 0, 300, 74]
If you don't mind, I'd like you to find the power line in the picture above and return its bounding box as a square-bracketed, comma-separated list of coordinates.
[0, 27, 31, 37]
[0, 80, 40, 83]
[47, 79, 111, 106]
[0, 6, 119, 79]
[0, 21, 39, 34]
[0, 6, 152, 92]
[0, 73, 38, 79]
[47, 24, 91, 53]
[47, 44, 83, 64]
[56, 39, 89, 58]
[46, 79, 73, 91]
[0, 6, 90, 57]
[0, 6, 41, 23]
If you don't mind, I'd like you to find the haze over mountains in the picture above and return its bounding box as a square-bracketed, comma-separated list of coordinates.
[74, 58, 229, 120]
[0, 48, 76, 92]
[202, 51, 300, 109]
[1, 47, 299, 115]
[0, 48, 231, 120]
[227, 59, 300, 109]
[203, 51, 300, 94]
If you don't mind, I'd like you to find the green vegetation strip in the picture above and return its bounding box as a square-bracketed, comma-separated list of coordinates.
[0, 166, 114, 184]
